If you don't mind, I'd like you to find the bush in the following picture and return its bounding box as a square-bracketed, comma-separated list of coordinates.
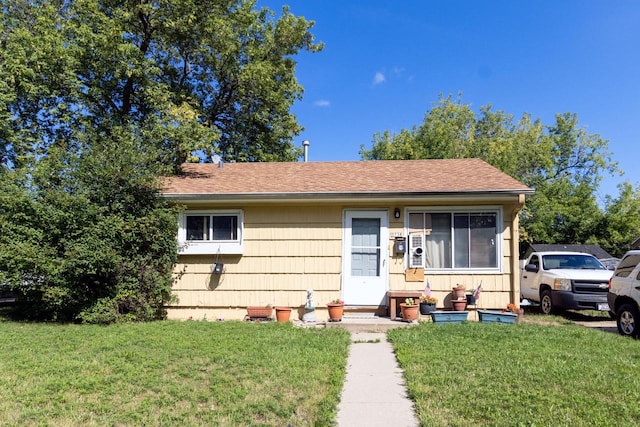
[0, 135, 179, 323]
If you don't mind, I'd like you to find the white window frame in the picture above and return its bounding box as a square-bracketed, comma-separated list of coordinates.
[405, 206, 503, 273]
[178, 210, 243, 255]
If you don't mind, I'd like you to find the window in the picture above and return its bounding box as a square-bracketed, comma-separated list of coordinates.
[186, 215, 238, 241]
[408, 209, 501, 271]
[614, 254, 640, 278]
[542, 254, 606, 270]
[350, 218, 381, 277]
[179, 211, 243, 254]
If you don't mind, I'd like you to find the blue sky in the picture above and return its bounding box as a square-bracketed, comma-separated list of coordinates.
[257, 1, 640, 203]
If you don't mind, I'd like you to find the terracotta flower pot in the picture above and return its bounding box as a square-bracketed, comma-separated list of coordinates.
[275, 306, 292, 323]
[452, 287, 466, 299]
[450, 299, 467, 311]
[400, 303, 419, 321]
[327, 304, 344, 322]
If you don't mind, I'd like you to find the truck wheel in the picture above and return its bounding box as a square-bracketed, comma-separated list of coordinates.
[540, 290, 554, 315]
[617, 304, 640, 338]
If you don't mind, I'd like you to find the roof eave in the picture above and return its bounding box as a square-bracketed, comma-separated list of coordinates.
[161, 189, 533, 205]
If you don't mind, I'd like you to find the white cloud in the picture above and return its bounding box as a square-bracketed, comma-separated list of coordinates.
[314, 100, 330, 107]
[373, 72, 386, 85]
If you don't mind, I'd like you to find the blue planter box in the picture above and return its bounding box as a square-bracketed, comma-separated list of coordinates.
[430, 311, 468, 324]
[477, 310, 517, 324]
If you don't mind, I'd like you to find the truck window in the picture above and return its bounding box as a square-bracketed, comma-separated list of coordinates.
[542, 254, 606, 270]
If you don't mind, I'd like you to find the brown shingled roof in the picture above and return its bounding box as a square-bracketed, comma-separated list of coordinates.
[162, 158, 532, 196]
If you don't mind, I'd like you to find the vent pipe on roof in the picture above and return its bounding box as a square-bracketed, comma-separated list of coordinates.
[211, 154, 223, 168]
[302, 140, 310, 162]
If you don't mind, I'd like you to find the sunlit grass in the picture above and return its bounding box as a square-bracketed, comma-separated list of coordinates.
[0, 320, 350, 426]
[388, 321, 640, 426]
[1, 308, 630, 427]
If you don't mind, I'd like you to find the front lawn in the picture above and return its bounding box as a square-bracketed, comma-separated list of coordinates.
[388, 321, 640, 426]
[0, 320, 351, 426]
[2, 314, 637, 427]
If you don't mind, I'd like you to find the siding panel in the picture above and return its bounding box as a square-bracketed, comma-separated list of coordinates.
[171, 200, 524, 317]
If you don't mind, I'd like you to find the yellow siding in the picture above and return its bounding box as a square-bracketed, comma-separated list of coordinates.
[176, 256, 340, 274]
[170, 200, 525, 319]
[248, 206, 343, 224]
[245, 240, 341, 257]
[174, 273, 340, 291]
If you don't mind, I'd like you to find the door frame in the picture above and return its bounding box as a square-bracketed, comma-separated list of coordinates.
[341, 209, 389, 306]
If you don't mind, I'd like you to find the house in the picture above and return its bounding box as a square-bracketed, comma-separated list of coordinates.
[520, 243, 619, 269]
[162, 158, 533, 320]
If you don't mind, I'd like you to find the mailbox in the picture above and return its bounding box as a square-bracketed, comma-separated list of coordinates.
[393, 237, 406, 255]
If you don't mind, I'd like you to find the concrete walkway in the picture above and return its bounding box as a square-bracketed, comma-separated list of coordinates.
[336, 332, 419, 427]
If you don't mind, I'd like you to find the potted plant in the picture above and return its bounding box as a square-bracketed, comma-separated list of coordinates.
[275, 306, 292, 322]
[327, 299, 344, 322]
[419, 295, 437, 315]
[449, 283, 468, 310]
[246, 305, 273, 320]
[466, 284, 482, 305]
[452, 284, 466, 299]
[400, 297, 419, 321]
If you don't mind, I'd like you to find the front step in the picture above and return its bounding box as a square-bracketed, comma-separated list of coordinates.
[342, 305, 388, 319]
[330, 305, 407, 332]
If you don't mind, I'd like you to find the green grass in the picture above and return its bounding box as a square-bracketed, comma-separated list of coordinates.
[388, 321, 640, 427]
[0, 320, 351, 426]
[1, 310, 634, 427]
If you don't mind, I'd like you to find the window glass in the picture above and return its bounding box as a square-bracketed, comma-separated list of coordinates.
[212, 216, 238, 240]
[411, 210, 499, 270]
[186, 214, 239, 241]
[408, 212, 424, 234]
[425, 213, 451, 268]
[454, 214, 469, 267]
[542, 254, 605, 270]
[186, 216, 209, 240]
[530, 255, 540, 268]
[469, 213, 497, 268]
[180, 211, 243, 255]
[351, 218, 381, 277]
[615, 255, 640, 278]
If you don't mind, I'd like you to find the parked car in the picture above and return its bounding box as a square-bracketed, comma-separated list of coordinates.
[520, 251, 612, 314]
[608, 250, 640, 337]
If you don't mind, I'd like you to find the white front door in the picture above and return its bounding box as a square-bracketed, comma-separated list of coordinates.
[342, 210, 389, 305]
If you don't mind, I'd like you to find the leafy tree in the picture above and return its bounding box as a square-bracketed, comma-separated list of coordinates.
[595, 182, 640, 257]
[0, 130, 180, 322]
[0, 0, 320, 321]
[361, 94, 620, 248]
[1, 0, 322, 168]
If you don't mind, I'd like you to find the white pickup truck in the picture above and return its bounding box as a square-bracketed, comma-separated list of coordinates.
[520, 251, 613, 314]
